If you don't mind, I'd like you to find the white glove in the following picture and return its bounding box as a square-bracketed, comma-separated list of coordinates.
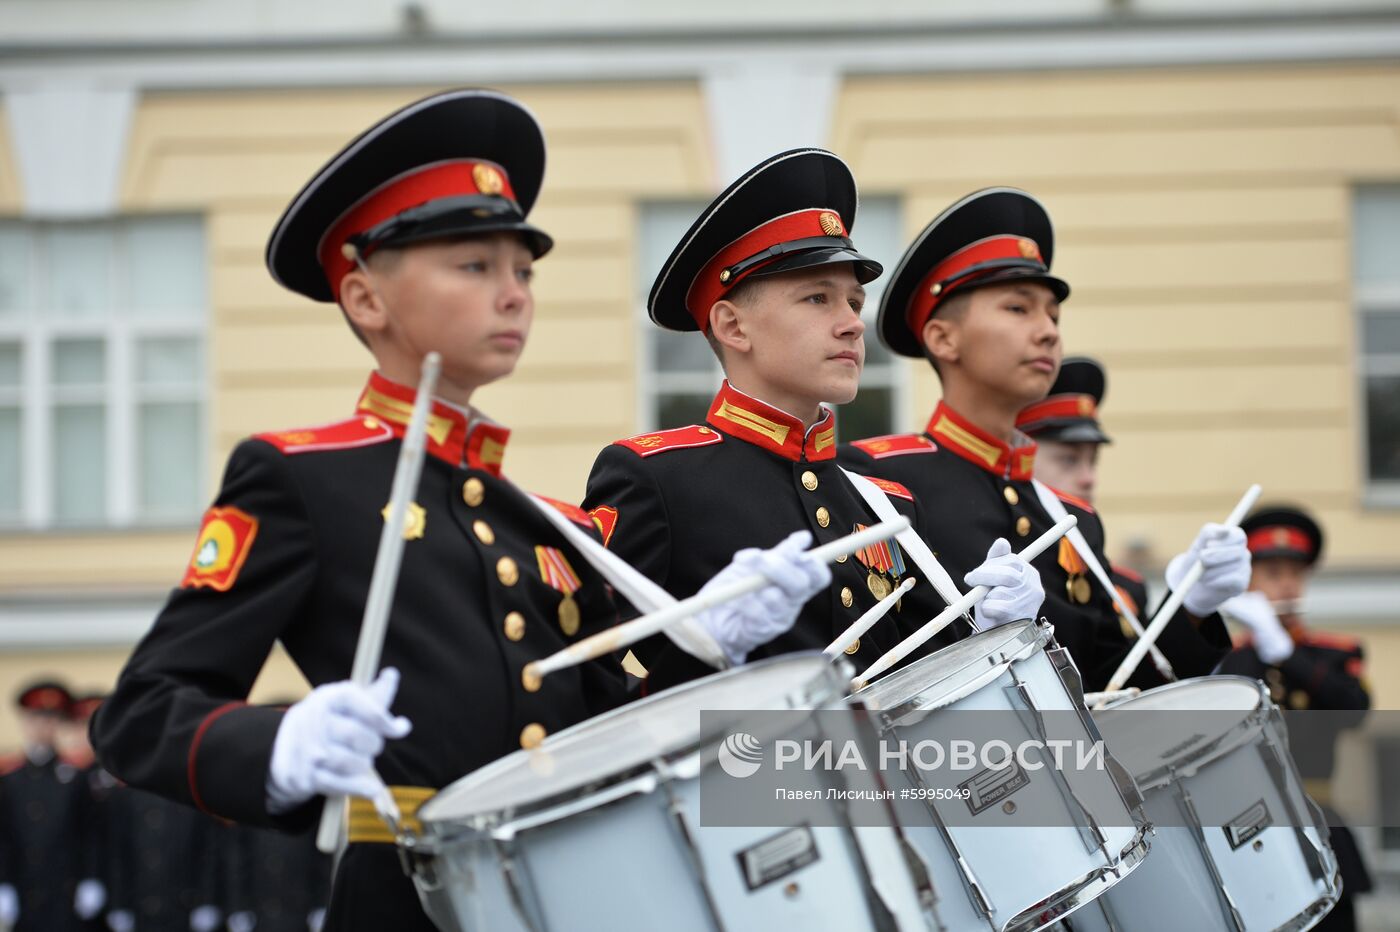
[107, 909, 135, 932]
[1221, 591, 1295, 664]
[964, 538, 1045, 629]
[1165, 523, 1251, 617]
[308, 907, 327, 932]
[227, 910, 257, 932]
[0, 884, 18, 926]
[191, 904, 223, 932]
[266, 667, 412, 814]
[75, 878, 106, 919]
[697, 530, 832, 665]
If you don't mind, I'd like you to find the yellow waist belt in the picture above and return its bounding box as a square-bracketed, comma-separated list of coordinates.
[346, 785, 436, 843]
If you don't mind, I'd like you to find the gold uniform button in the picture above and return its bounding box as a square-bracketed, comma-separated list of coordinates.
[840, 587, 854, 608]
[362, 416, 380, 430]
[520, 723, 546, 749]
[835, 553, 848, 564]
[1016, 516, 1032, 537]
[497, 556, 519, 586]
[522, 666, 542, 693]
[844, 638, 861, 655]
[473, 520, 495, 545]
[801, 470, 819, 491]
[463, 477, 485, 507]
[816, 507, 831, 528]
[698, 427, 712, 434]
[1003, 486, 1019, 505]
[504, 612, 526, 641]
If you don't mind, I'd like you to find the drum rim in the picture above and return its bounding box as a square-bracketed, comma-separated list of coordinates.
[1003, 823, 1152, 932]
[856, 619, 1047, 715]
[417, 651, 847, 829]
[1094, 675, 1271, 789]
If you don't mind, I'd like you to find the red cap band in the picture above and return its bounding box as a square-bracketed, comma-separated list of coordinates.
[685, 208, 847, 332]
[318, 159, 517, 301]
[906, 234, 1045, 339]
[1017, 393, 1098, 430]
[1247, 526, 1314, 559]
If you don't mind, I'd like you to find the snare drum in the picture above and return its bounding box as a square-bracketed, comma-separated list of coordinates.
[857, 620, 1149, 932]
[1069, 677, 1341, 932]
[405, 653, 937, 932]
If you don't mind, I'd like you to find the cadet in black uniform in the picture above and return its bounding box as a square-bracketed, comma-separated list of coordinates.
[0, 679, 85, 932]
[59, 694, 110, 931]
[584, 150, 1044, 692]
[841, 188, 1248, 690]
[1015, 356, 1148, 637]
[90, 90, 826, 932]
[1217, 506, 1371, 931]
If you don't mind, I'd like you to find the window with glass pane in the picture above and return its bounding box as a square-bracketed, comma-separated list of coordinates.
[636, 197, 907, 435]
[0, 215, 206, 530]
[1354, 186, 1400, 494]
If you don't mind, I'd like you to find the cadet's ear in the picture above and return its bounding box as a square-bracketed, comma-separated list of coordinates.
[338, 268, 390, 337]
[708, 300, 752, 356]
[922, 314, 959, 368]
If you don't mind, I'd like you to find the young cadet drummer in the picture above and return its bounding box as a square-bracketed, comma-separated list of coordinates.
[90, 90, 827, 932]
[841, 188, 1249, 690]
[1015, 356, 1148, 632]
[583, 150, 1044, 692]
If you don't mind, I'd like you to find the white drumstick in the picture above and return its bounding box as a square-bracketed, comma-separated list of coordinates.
[824, 577, 918, 660]
[315, 352, 441, 854]
[852, 515, 1078, 691]
[1096, 483, 1262, 704]
[525, 517, 912, 681]
[1081, 687, 1139, 708]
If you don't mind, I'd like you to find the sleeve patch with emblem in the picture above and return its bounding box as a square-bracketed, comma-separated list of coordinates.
[850, 434, 938, 459]
[180, 506, 259, 592]
[588, 505, 619, 547]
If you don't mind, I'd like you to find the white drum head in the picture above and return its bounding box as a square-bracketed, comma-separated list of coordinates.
[1093, 677, 1263, 778]
[421, 653, 838, 823]
[859, 619, 1040, 712]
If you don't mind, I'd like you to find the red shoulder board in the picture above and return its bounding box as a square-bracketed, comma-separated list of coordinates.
[536, 495, 594, 528]
[1111, 563, 1144, 584]
[614, 425, 723, 458]
[255, 417, 393, 455]
[1050, 486, 1096, 515]
[0, 752, 24, 776]
[867, 476, 914, 502]
[850, 434, 937, 459]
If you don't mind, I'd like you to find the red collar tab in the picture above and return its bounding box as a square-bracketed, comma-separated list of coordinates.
[706, 381, 837, 462]
[925, 401, 1036, 480]
[686, 208, 849, 332]
[906, 234, 1047, 337]
[1016, 393, 1099, 431]
[320, 159, 518, 301]
[1247, 526, 1315, 560]
[354, 372, 509, 473]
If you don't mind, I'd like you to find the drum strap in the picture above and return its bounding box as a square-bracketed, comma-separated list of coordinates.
[1030, 479, 1175, 680]
[527, 493, 727, 669]
[839, 468, 973, 627]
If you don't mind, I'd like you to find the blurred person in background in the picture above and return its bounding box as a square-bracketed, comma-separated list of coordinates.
[0, 679, 83, 931]
[1218, 506, 1371, 932]
[61, 695, 112, 932]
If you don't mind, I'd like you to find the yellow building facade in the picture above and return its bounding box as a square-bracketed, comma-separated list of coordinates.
[1, 34, 1398, 909]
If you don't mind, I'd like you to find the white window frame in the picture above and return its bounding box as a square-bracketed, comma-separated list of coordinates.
[1357, 286, 1400, 509]
[0, 216, 208, 532]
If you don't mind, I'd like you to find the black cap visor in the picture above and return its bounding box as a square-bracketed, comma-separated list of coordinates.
[1027, 420, 1112, 444]
[744, 242, 882, 287]
[350, 194, 554, 259]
